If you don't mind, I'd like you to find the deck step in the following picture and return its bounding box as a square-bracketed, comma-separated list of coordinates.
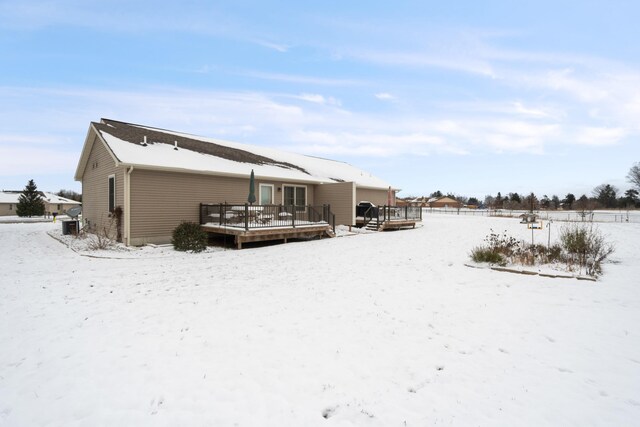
[365, 222, 381, 231]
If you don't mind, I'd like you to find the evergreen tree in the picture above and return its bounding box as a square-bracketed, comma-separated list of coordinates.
[16, 179, 45, 217]
[551, 195, 561, 210]
[540, 195, 551, 209]
[562, 193, 576, 209]
[622, 189, 639, 208]
[592, 184, 618, 208]
[467, 197, 480, 206]
[509, 192, 522, 204]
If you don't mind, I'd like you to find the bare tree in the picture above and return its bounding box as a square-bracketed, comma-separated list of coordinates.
[628, 162, 640, 191]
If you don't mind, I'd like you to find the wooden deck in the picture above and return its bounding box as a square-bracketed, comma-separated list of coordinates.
[355, 217, 420, 230]
[201, 223, 335, 249]
[377, 219, 418, 230]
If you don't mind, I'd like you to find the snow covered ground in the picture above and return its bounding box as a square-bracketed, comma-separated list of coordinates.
[1, 215, 639, 426]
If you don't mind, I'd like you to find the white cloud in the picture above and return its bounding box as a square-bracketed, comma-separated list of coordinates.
[573, 127, 627, 146]
[240, 70, 362, 86]
[512, 102, 553, 119]
[374, 92, 395, 101]
[348, 49, 496, 77]
[296, 93, 342, 106]
[249, 38, 290, 53]
[0, 145, 78, 176]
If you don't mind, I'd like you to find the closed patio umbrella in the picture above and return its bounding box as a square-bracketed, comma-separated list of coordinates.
[248, 169, 257, 205]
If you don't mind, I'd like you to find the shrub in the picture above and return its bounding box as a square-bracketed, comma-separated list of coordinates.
[470, 246, 506, 265]
[485, 229, 522, 257]
[172, 221, 208, 253]
[559, 223, 614, 276]
[470, 224, 614, 277]
[546, 244, 564, 263]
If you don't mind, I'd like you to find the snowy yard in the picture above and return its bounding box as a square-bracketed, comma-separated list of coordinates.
[1, 215, 639, 426]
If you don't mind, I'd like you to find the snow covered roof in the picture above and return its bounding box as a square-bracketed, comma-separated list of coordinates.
[0, 191, 80, 205]
[0, 191, 20, 203]
[78, 119, 392, 190]
[41, 192, 81, 205]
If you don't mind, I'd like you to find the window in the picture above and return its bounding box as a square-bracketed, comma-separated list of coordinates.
[259, 184, 274, 205]
[9, 204, 12, 210]
[57, 204, 62, 211]
[108, 175, 115, 212]
[283, 185, 306, 210]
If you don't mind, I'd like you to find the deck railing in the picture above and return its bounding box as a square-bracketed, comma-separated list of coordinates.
[200, 203, 335, 232]
[363, 205, 422, 227]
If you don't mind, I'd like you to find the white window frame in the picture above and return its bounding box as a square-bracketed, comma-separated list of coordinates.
[282, 184, 307, 210]
[259, 183, 275, 205]
[108, 174, 116, 213]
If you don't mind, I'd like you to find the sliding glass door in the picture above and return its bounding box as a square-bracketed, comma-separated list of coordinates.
[283, 185, 306, 210]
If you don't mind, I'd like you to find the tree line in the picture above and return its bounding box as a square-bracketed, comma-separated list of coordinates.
[429, 162, 640, 210]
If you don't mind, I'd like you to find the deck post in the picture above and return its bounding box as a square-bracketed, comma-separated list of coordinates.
[245, 203, 249, 231]
[199, 203, 203, 225]
[221, 203, 225, 226]
[292, 206, 295, 228]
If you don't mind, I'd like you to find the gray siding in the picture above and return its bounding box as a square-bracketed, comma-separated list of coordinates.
[356, 188, 391, 206]
[315, 182, 355, 226]
[129, 170, 321, 244]
[129, 169, 248, 244]
[81, 132, 123, 238]
[0, 203, 14, 216]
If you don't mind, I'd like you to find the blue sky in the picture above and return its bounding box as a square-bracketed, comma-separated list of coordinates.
[1, 0, 639, 199]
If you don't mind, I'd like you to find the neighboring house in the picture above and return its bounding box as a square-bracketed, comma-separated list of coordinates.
[408, 196, 429, 207]
[41, 193, 82, 216]
[74, 119, 396, 246]
[0, 191, 80, 216]
[427, 196, 462, 209]
[0, 191, 19, 216]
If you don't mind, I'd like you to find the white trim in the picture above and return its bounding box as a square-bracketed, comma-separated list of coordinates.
[282, 184, 307, 206]
[75, 123, 121, 181]
[124, 166, 133, 246]
[259, 183, 274, 205]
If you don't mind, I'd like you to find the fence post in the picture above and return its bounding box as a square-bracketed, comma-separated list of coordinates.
[245, 203, 249, 231]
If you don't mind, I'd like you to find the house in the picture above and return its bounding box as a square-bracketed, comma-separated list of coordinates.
[74, 119, 397, 246]
[427, 196, 462, 209]
[0, 191, 18, 216]
[0, 190, 80, 217]
[41, 193, 82, 217]
[408, 196, 429, 207]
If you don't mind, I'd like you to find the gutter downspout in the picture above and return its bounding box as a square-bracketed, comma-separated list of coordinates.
[125, 166, 133, 246]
